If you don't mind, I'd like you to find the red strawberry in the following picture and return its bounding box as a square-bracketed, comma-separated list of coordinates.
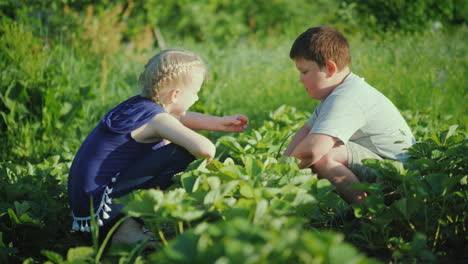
[238, 117, 248, 124]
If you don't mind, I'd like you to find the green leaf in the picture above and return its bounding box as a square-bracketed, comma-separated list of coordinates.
[66, 247, 93, 261]
[123, 189, 164, 217]
[204, 190, 220, 206]
[223, 158, 236, 165]
[177, 210, 204, 222]
[164, 189, 186, 204]
[205, 180, 239, 206]
[353, 206, 364, 218]
[160, 231, 199, 262]
[393, 198, 419, 218]
[253, 199, 268, 223]
[263, 157, 278, 168]
[207, 176, 221, 190]
[60, 102, 72, 116]
[14, 201, 30, 216]
[444, 125, 458, 143]
[329, 243, 365, 264]
[253, 130, 262, 142]
[430, 134, 442, 146]
[291, 192, 317, 207]
[425, 173, 446, 194]
[181, 171, 199, 193]
[206, 160, 224, 171]
[18, 213, 40, 225]
[218, 136, 245, 153]
[314, 179, 335, 197]
[242, 155, 263, 176]
[7, 208, 20, 225]
[41, 250, 64, 263]
[186, 159, 209, 173]
[431, 149, 444, 159]
[239, 182, 254, 198]
[411, 158, 435, 170]
[408, 142, 432, 158]
[269, 199, 293, 215]
[460, 175, 467, 185]
[220, 181, 239, 197]
[219, 165, 243, 179]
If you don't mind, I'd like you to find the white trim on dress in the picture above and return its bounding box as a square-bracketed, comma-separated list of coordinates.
[71, 176, 116, 232]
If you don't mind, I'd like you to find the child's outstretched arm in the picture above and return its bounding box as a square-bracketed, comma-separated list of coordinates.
[178, 112, 248, 132]
[133, 113, 216, 161]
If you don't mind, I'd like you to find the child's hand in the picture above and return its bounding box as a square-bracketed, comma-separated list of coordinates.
[220, 114, 249, 132]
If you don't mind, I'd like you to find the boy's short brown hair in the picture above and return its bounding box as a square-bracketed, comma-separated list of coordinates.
[290, 26, 351, 71]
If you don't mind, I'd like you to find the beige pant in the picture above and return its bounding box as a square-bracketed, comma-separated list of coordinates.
[346, 141, 384, 182]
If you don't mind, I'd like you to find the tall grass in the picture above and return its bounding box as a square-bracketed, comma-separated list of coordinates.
[349, 28, 467, 123]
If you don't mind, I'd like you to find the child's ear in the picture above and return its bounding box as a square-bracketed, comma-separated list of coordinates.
[167, 89, 181, 103]
[325, 60, 338, 77]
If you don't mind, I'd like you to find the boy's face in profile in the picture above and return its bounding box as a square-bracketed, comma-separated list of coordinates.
[294, 58, 330, 100]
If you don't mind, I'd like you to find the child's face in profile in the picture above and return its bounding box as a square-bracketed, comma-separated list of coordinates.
[170, 68, 204, 115]
[294, 58, 330, 100]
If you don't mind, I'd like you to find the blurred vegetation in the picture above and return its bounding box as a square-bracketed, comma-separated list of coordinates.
[0, 0, 335, 44]
[342, 0, 467, 33]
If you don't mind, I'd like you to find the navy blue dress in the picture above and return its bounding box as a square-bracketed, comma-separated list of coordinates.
[68, 95, 194, 232]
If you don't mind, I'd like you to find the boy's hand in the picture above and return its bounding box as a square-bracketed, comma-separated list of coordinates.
[219, 114, 249, 132]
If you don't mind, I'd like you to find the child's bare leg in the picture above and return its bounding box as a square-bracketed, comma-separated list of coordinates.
[111, 217, 156, 249]
[313, 144, 366, 204]
[316, 162, 366, 204]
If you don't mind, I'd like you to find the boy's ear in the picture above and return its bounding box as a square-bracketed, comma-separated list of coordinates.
[325, 60, 338, 77]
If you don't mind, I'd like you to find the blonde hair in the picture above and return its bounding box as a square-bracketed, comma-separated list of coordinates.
[139, 49, 207, 107]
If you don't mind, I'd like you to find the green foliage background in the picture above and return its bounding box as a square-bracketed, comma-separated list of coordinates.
[0, 0, 467, 263]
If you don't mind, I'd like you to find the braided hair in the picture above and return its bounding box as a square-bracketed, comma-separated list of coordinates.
[139, 49, 207, 108]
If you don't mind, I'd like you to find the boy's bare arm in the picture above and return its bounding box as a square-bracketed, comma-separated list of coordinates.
[290, 133, 338, 169]
[178, 112, 248, 132]
[283, 125, 311, 156]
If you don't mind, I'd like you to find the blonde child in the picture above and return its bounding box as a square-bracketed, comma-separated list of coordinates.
[283, 26, 415, 205]
[68, 49, 249, 248]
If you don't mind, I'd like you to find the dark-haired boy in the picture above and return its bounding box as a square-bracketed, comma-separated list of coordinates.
[283, 26, 415, 204]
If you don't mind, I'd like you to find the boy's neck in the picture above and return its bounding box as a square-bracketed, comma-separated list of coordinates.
[320, 67, 351, 100]
[330, 67, 351, 89]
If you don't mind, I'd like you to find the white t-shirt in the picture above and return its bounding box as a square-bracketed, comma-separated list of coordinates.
[306, 72, 415, 161]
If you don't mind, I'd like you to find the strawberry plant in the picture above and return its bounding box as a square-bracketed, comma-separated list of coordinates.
[348, 125, 467, 262]
[0, 155, 74, 263]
